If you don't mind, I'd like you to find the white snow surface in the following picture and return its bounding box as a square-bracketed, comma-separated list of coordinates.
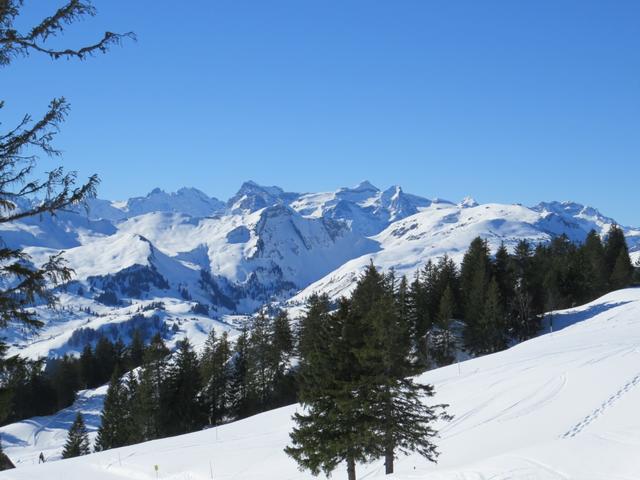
[3, 288, 640, 479]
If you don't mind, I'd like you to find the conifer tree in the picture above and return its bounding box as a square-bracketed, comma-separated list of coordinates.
[201, 329, 232, 426]
[130, 336, 168, 443]
[609, 250, 634, 290]
[95, 373, 130, 451]
[478, 278, 507, 354]
[460, 238, 491, 354]
[229, 324, 251, 418]
[583, 230, 608, 297]
[61, 412, 90, 459]
[462, 266, 489, 354]
[287, 293, 373, 480]
[247, 311, 275, 410]
[407, 274, 428, 366]
[79, 344, 98, 389]
[431, 285, 456, 366]
[360, 269, 450, 474]
[162, 338, 203, 436]
[127, 329, 145, 369]
[604, 225, 629, 273]
[271, 310, 296, 406]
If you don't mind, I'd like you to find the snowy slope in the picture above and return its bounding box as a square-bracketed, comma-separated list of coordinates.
[3, 288, 640, 479]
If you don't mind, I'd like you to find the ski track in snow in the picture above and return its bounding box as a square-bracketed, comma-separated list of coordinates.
[561, 372, 640, 439]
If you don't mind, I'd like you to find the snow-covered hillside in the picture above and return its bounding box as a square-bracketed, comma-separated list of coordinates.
[3, 288, 640, 479]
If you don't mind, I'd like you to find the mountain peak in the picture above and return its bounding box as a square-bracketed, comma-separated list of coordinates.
[228, 181, 298, 213]
[352, 180, 379, 192]
[459, 196, 479, 208]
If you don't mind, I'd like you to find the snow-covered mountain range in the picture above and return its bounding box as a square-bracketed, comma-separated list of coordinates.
[2, 181, 639, 359]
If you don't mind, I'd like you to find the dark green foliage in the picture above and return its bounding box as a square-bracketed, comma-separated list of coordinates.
[161, 338, 203, 436]
[61, 412, 90, 459]
[610, 251, 634, 290]
[229, 324, 251, 418]
[430, 285, 457, 366]
[287, 294, 363, 478]
[49, 355, 81, 409]
[247, 312, 275, 409]
[200, 329, 232, 426]
[0, 355, 56, 424]
[604, 225, 631, 287]
[127, 329, 145, 369]
[95, 373, 131, 451]
[287, 265, 449, 479]
[271, 310, 296, 406]
[130, 334, 169, 442]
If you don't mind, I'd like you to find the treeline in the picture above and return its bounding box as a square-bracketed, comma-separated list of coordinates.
[89, 311, 296, 452]
[0, 333, 148, 426]
[407, 225, 636, 360]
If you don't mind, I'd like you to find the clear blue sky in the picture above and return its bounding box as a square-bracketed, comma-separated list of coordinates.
[3, 1, 639, 224]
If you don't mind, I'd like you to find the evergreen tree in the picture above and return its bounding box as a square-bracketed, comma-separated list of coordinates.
[407, 274, 428, 366]
[609, 249, 634, 290]
[229, 324, 251, 418]
[583, 230, 608, 297]
[460, 238, 492, 354]
[61, 412, 90, 459]
[359, 270, 450, 475]
[604, 224, 631, 289]
[130, 337, 168, 443]
[287, 293, 372, 480]
[127, 329, 145, 369]
[94, 336, 117, 385]
[271, 310, 296, 406]
[95, 373, 130, 451]
[79, 344, 98, 389]
[201, 329, 232, 426]
[247, 311, 275, 411]
[430, 285, 456, 366]
[162, 338, 203, 436]
[478, 278, 507, 354]
[50, 355, 81, 409]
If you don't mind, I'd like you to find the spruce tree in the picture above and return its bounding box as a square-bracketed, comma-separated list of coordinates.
[127, 329, 145, 369]
[604, 224, 633, 289]
[201, 329, 232, 426]
[287, 293, 373, 480]
[61, 412, 90, 459]
[583, 230, 608, 297]
[131, 337, 168, 443]
[609, 250, 634, 290]
[229, 324, 251, 418]
[79, 344, 98, 389]
[478, 278, 507, 354]
[271, 310, 296, 406]
[95, 373, 130, 451]
[162, 338, 203, 436]
[363, 270, 450, 474]
[247, 311, 275, 411]
[431, 285, 456, 366]
[460, 238, 491, 354]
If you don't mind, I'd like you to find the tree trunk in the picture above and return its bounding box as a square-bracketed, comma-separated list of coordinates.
[347, 456, 356, 480]
[384, 445, 394, 474]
